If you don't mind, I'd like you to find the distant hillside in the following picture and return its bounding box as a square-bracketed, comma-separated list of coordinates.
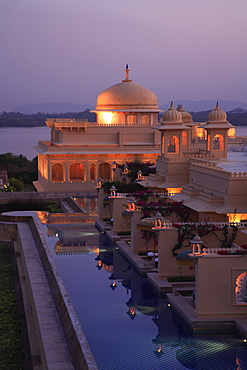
[160, 100, 247, 112]
[192, 111, 247, 126]
[0, 110, 96, 127]
[0, 105, 246, 127]
[11, 102, 93, 114]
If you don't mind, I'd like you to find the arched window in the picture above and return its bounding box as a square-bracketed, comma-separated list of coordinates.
[99, 163, 111, 180]
[182, 131, 188, 146]
[127, 115, 137, 125]
[168, 136, 179, 154]
[213, 134, 223, 151]
[69, 163, 84, 181]
[90, 198, 97, 214]
[90, 163, 96, 181]
[235, 272, 247, 304]
[142, 115, 150, 125]
[52, 163, 64, 182]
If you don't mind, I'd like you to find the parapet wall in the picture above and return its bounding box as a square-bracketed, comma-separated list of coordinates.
[0, 214, 98, 370]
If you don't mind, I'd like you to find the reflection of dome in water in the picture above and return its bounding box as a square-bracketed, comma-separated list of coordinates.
[96, 65, 159, 111]
[208, 102, 227, 122]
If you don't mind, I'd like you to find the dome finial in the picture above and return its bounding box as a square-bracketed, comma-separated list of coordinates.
[170, 101, 174, 109]
[122, 64, 132, 82]
[216, 101, 219, 108]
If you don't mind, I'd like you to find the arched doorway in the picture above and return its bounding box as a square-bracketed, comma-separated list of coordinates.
[90, 163, 96, 181]
[167, 136, 179, 154]
[99, 163, 111, 181]
[69, 163, 84, 181]
[52, 163, 64, 182]
[142, 115, 150, 125]
[182, 131, 188, 146]
[213, 134, 223, 151]
[127, 115, 137, 125]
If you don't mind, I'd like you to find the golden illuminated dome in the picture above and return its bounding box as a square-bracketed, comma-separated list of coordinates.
[177, 104, 192, 124]
[162, 102, 183, 123]
[96, 65, 159, 112]
[208, 102, 227, 122]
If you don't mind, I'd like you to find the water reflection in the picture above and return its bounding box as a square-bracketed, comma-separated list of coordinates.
[45, 224, 247, 370]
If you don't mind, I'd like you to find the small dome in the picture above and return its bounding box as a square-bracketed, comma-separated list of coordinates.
[208, 102, 227, 122]
[177, 104, 192, 124]
[162, 102, 183, 123]
[96, 66, 159, 111]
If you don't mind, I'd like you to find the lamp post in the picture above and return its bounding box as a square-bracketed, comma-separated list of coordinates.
[95, 177, 102, 192]
[127, 197, 137, 211]
[123, 164, 129, 174]
[137, 169, 143, 180]
[109, 185, 117, 197]
[190, 234, 204, 255]
[153, 211, 163, 229]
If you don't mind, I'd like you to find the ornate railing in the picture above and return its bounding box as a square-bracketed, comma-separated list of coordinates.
[0, 190, 97, 200]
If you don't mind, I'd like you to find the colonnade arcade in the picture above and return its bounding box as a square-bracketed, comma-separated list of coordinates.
[38, 155, 114, 183]
[160, 130, 226, 157]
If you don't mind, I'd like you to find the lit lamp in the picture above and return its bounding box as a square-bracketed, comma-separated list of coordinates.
[152, 337, 164, 359]
[126, 307, 137, 320]
[95, 177, 102, 192]
[96, 261, 103, 270]
[152, 211, 164, 229]
[137, 170, 143, 180]
[109, 280, 117, 291]
[123, 164, 129, 174]
[190, 234, 204, 255]
[127, 197, 137, 211]
[109, 185, 117, 197]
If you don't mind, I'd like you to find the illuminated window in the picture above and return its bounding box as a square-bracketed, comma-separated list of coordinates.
[127, 115, 137, 125]
[52, 163, 64, 182]
[182, 131, 188, 145]
[142, 115, 150, 125]
[213, 134, 223, 151]
[168, 136, 179, 154]
[69, 163, 84, 181]
[99, 163, 111, 180]
[90, 163, 96, 181]
[235, 272, 247, 304]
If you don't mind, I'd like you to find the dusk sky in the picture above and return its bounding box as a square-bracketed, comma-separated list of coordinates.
[1, 0, 246, 112]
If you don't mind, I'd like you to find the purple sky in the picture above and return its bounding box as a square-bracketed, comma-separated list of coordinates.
[1, 0, 246, 112]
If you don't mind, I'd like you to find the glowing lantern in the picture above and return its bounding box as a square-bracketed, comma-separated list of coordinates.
[123, 164, 129, 174]
[137, 170, 143, 180]
[109, 280, 117, 291]
[127, 197, 137, 211]
[95, 177, 102, 191]
[126, 307, 137, 320]
[152, 212, 163, 229]
[109, 185, 117, 197]
[190, 234, 204, 255]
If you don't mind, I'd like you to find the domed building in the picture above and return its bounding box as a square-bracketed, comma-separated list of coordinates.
[94, 65, 160, 125]
[142, 102, 247, 224]
[33, 66, 161, 192]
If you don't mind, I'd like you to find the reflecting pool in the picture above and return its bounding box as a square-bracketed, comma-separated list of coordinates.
[41, 223, 247, 370]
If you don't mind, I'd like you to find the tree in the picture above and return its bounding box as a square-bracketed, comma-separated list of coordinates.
[8, 178, 24, 192]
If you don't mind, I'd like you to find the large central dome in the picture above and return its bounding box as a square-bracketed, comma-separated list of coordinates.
[95, 66, 159, 112]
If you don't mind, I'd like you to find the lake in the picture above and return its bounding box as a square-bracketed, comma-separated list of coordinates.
[0, 125, 247, 160]
[0, 126, 50, 159]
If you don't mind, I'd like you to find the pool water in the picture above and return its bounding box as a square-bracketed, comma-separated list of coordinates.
[44, 225, 247, 370]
